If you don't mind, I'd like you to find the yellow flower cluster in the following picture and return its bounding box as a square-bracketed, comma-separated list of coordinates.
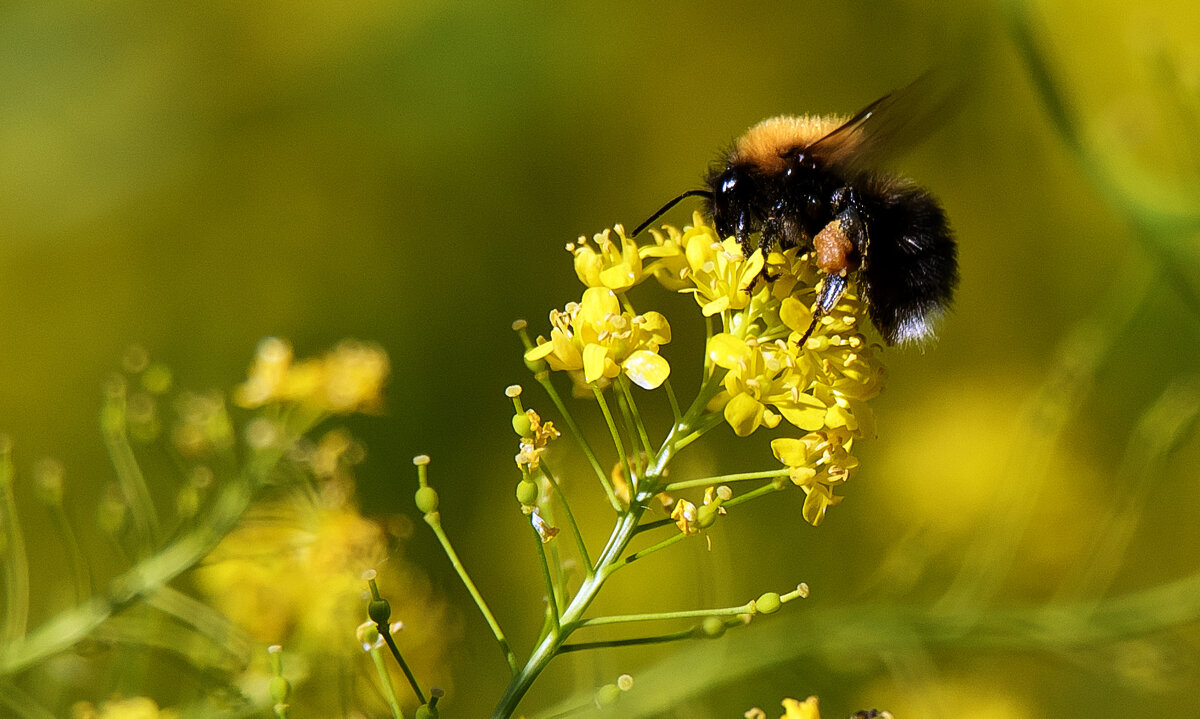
[234, 337, 389, 415]
[525, 287, 672, 390]
[532, 212, 885, 525]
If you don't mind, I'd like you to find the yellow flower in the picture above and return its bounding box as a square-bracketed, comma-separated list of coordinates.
[234, 338, 389, 415]
[641, 219, 692, 291]
[707, 333, 827, 437]
[771, 429, 858, 525]
[572, 225, 646, 291]
[678, 221, 765, 316]
[525, 287, 672, 389]
[781, 696, 822, 719]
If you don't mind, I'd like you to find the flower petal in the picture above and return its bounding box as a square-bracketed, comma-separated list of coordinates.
[723, 392, 765, 437]
[622, 350, 670, 389]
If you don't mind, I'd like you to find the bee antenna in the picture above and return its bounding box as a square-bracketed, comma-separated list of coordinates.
[631, 189, 713, 236]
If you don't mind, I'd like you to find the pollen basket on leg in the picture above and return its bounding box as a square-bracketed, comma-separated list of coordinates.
[731, 115, 849, 173]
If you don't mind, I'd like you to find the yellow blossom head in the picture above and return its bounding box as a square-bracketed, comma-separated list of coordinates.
[524, 287, 671, 389]
[676, 217, 766, 316]
[572, 225, 645, 291]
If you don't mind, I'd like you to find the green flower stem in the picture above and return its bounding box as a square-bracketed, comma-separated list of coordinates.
[368, 644, 406, 719]
[668, 410, 725, 454]
[592, 385, 632, 489]
[531, 525, 562, 637]
[575, 601, 754, 628]
[534, 371, 621, 512]
[0, 678, 54, 719]
[663, 468, 790, 493]
[557, 627, 698, 654]
[538, 463, 593, 573]
[662, 378, 683, 424]
[491, 362, 735, 717]
[491, 510, 644, 718]
[632, 517, 675, 535]
[612, 382, 646, 478]
[721, 481, 787, 510]
[46, 501, 91, 602]
[422, 510, 520, 675]
[607, 531, 687, 572]
[0, 449, 275, 678]
[0, 441, 29, 644]
[379, 628, 426, 705]
[100, 381, 161, 556]
[616, 377, 654, 461]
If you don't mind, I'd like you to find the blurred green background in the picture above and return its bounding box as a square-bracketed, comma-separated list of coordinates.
[3, 0, 1200, 717]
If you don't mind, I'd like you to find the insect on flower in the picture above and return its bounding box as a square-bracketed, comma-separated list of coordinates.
[632, 75, 960, 346]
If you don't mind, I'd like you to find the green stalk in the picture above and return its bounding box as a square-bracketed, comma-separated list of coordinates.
[368, 644, 406, 719]
[423, 510, 519, 675]
[534, 372, 621, 512]
[0, 441, 29, 644]
[539, 462, 593, 573]
[592, 386, 632, 489]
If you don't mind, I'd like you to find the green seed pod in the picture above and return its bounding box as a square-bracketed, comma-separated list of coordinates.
[415, 485, 440, 514]
[701, 615, 726, 638]
[595, 683, 621, 707]
[516, 478, 539, 506]
[368, 598, 391, 625]
[696, 503, 720, 528]
[755, 592, 782, 615]
[511, 412, 532, 437]
[416, 705, 438, 719]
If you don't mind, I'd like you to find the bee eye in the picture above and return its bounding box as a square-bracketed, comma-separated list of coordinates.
[719, 175, 738, 194]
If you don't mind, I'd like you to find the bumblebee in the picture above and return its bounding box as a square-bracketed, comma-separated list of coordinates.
[634, 77, 958, 345]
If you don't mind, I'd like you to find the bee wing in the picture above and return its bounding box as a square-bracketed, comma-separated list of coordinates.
[804, 71, 961, 176]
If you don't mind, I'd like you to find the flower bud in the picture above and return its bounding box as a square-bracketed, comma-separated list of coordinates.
[415, 486, 439, 513]
[595, 683, 621, 707]
[368, 597, 391, 625]
[755, 592, 782, 615]
[701, 616, 726, 638]
[516, 478, 538, 506]
[512, 412, 532, 437]
[696, 503, 720, 528]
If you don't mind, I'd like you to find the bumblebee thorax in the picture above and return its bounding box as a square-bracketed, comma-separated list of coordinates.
[730, 114, 848, 174]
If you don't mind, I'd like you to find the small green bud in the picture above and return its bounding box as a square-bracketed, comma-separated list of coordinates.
[415, 705, 437, 719]
[512, 412, 532, 436]
[696, 503, 720, 528]
[368, 598, 391, 625]
[516, 478, 539, 506]
[595, 683, 621, 707]
[700, 616, 726, 638]
[415, 485, 439, 513]
[755, 592, 782, 615]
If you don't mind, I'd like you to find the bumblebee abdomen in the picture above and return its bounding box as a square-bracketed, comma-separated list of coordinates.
[858, 180, 957, 345]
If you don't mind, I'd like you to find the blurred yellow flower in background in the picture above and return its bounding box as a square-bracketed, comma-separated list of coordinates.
[234, 337, 389, 415]
[71, 697, 177, 719]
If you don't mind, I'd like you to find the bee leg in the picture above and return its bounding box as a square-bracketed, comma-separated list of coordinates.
[796, 273, 848, 345]
[797, 190, 867, 344]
